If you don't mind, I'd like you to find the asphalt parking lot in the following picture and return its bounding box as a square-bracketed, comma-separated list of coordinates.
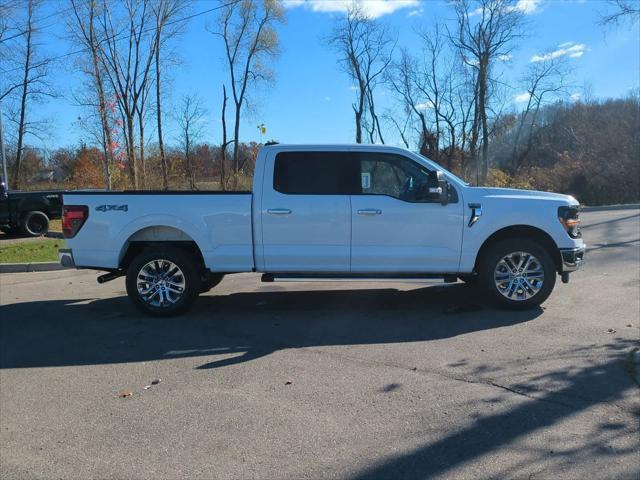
[1, 208, 639, 480]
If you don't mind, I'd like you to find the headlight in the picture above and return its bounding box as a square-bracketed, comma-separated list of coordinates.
[558, 205, 581, 238]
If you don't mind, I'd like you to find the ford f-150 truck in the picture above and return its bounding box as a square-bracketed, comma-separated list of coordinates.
[59, 144, 585, 316]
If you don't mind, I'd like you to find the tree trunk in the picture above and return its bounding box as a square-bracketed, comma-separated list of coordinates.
[11, 2, 32, 190]
[220, 84, 228, 190]
[478, 60, 490, 184]
[155, 35, 168, 190]
[126, 117, 138, 189]
[232, 102, 241, 173]
[138, 114, 146, 189]
[354, 107, 362, 143]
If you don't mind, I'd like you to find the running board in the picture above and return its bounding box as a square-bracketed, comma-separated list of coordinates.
[261, 273, 458, 283]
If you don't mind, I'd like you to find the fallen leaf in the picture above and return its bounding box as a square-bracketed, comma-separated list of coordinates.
[607, 328, 616, 334]
[284, 381, 292, 385]
[151, 379, 161, 385]
[117, 391, 133, 398]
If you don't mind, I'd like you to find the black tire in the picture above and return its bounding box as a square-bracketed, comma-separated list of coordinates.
[479, 237, 556, 309]
[200, 273, 224, 293]
[125, 246, 202, 317]
[21, 211, 49, 237]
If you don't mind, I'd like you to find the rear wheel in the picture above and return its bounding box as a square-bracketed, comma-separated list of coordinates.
[479, 238, 556, 309]
[125, 246, 201, 316]
[21, 211, 49, 237]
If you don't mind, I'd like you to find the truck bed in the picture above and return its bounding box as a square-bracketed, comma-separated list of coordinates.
[63, 191, 254, 271]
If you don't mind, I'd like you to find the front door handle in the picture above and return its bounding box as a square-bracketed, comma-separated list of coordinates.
[267, 208, 292, 215]
[357, 209, 382, 215]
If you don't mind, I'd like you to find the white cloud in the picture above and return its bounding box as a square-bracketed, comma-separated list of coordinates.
[471, 0, 541, 16]
[514, 92, 531, 103]
[513, 0, 542, 14]
[407, 8, 423, 17]
[570, 92, 581, 101]
[284, 0, 420, 19]
[498, 54, 512, 61]
[415, 101, 434, 111]
[530, 42, 586, 62]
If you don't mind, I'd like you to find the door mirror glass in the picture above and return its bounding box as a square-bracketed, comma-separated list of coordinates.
[422, 170, 448, 205]
[436, 171, 449, 205]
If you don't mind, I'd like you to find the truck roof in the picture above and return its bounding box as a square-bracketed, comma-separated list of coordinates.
[262, 143, 413, 153]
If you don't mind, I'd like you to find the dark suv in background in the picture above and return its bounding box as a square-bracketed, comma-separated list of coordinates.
[0, 177, 63, 237]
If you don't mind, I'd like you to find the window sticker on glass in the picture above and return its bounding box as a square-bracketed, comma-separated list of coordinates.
[361, 172, 371, 190]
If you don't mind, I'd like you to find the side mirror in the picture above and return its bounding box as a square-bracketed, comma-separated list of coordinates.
[427, 171, 449, 205]
[0, 179, 7, 200]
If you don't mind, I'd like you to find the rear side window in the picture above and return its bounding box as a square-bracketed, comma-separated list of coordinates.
[273, 152, 360, 194]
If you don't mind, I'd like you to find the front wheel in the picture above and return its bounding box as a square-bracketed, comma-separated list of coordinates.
[479, 238, 556, 309]
[125, 246, 201, 316]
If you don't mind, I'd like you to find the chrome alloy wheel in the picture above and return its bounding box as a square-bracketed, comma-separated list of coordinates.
[494, 251, 544, 301]
[136, 259, 186, 307]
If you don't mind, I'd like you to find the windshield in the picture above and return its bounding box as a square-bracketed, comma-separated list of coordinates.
[415, 153, 469, 186]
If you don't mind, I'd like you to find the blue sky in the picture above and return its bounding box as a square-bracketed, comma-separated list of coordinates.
[12, 0, 640, 150]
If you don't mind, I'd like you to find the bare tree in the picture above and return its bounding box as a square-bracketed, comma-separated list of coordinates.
[152, 0, 187, 190]
[450, 0, 524, 184]
[68, 0, 115, 189]
[212, 0, 284, 178]
[387, 24, 456, 167]
[176, 95, 206, 190]
[0, 1, 17, 46]
[511, 56, 571, 170]
[6, 0, 54, 189]
[600, 0, 640, 25]
[219, 83, 230, 190]
[328, 4, 394, 144]
[97, 0, 157, 189]
[387, 49, 435, 155]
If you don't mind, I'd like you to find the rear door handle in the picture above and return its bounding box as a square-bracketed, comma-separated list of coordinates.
[267, 208, 292, 215]
[357, 209, 382, 215]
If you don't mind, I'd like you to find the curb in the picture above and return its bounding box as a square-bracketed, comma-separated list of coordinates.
[0, 262, 67, 273]
[582, 204, 640, 212]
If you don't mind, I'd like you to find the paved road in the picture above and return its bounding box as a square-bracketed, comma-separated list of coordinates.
[1, 209, 638, 480]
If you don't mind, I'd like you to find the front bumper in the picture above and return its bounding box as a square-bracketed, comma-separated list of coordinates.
[560, 246, 585, 272]
[58, 248, 75, 268]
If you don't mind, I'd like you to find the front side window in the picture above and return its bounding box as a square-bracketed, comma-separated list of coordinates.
[273, 151, 359, 195]
[359, 153, 437, 202]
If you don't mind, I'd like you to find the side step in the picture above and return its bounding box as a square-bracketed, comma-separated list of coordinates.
[261, 273, 458, 283]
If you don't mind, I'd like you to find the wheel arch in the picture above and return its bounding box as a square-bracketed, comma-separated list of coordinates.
[118, 226, 206, 272]
[473, 225, 562, 273]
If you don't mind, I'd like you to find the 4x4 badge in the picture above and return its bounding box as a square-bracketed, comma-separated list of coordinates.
[95, 204, 128, 212]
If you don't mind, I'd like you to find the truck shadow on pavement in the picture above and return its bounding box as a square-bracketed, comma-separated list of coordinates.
[0, 283, 541, 370]
[351, 339, 639, 480]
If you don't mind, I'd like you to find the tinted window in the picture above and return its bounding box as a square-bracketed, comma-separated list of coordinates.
[359, 153, 437, 202]
[274, 152, 360, 194]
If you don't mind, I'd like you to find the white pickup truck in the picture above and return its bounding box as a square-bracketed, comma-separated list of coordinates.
[59, 144, 585, 315]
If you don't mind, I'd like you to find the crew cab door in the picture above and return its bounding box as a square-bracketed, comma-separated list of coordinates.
[350, 152, 464, 273]
[260, 151, 358, 272]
